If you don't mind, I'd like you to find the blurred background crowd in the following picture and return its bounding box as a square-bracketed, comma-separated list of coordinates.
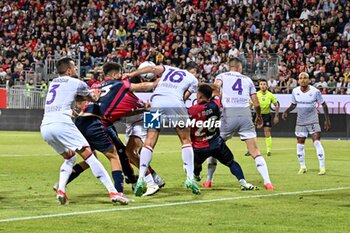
[0, 0, 350, 94]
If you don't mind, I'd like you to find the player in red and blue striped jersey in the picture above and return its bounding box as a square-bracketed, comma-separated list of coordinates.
[64, 62, 164, 196]
[188, 84, 258, 191]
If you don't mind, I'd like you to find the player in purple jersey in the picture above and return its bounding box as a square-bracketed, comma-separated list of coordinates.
[124, 62, 201, 196]
[41, 57, 130, 205]
[282, 72, 331, 175]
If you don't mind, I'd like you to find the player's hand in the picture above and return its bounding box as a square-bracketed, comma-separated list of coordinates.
[121, 72, 134, 80]
[89, 89, 101, 102]
[273, 115, 279, 125]
[255, 115, 263, 128]
[324, 119, 331, 131]
[282, 111, 288, 120]
[144, 100, 151, 111]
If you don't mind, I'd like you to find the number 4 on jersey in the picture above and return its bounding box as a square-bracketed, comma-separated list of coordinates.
[232, 79, 243, 95]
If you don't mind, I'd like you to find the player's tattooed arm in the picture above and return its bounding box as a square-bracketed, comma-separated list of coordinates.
[273, 102, 280, 125]
[251, 93, 263, 128]
[207, 84, 221, 97]
[282, 103, 296, 120]
[123, 66, 164, 79]
[130, 78, 160, 92]
[322, 102, 331, 131]
[213, 80, 223, 98]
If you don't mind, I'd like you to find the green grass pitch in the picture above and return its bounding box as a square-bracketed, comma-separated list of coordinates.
[0, 131, 349, 233]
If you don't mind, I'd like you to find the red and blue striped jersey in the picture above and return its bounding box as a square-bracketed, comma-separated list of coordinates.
[188, 96, 221, 149]
[83, 79, 143, 126]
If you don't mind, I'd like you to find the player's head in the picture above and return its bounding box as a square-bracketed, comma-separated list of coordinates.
[258, 79, 268, 92]
[186, 61, 201, 78]
[103, 62, 122, 79]
[56, 57, 78, 78]
[197, 84, 213, 102]
[298, 72, 310, 87]
[227, 57, 243, 73]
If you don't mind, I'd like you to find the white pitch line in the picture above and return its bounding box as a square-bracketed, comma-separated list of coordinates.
[0, 148, 298, 158]
[0, 186, 349, 223]
[0, 154, 53, 158]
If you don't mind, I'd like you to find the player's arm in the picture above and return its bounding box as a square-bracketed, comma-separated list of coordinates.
[249, 101, 253, 110]
[183, 90, 192, 101]
[184, 78, 199, 101]
[251, 93, 263, 128]
[273, 96, 279, 125]
[213, 79, 222, 89]
[76, 81, 101, 102]
[129, 78, 160, 92]
[282, 103, 296, 120]
[123, 65, 165, 79]
[282, 90, 296, 120]
[213, 79, 223, 98]
[322, 102, 331, 131]
[207, 83, 221, 97]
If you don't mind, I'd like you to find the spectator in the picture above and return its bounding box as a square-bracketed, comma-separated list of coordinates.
[39, 79, 48, 98]
[327, 75, 337, 94]
[5, 74, 14, 90]
[25, 79, 35, 109]
[268, 76, 278, 93]
[0, 0, 348, 94]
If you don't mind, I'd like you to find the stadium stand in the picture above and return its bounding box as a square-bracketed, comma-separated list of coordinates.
[0, 0, 349, 97]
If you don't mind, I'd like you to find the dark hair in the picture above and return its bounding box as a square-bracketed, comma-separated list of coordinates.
[103, 62, 122, 76]
[227, 57, 242, 68]
[185, 61, 200, 73]
[198, 84, 213, 99]
[56, 57, 73, 75]
[258, 79, 268, 85]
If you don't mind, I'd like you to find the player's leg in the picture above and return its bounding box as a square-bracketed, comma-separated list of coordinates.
[295, 125, 307, 174]
[134, 128, 160, 196]
[310, 126, 326, 175]
[202, 157, 217, 188]
[126, 135, 160, 196]
[57, 150, 76, 204]
[245, 138, 273, 190]
[263, 114, 273, 156]
[176, 126, 194, 179]
[126, 122, 165, 189]
[103, 146, 125, 193]
[41, 123, 78, 204]
[193, 149, 209, 182]
[106, 125, 138, 184]
[125, 135, 142, 167]
[264, 127, 272, 157]
[239, 116, 273, 190]
[76, 146, 131, 204]
[215, 140, 258, 190]
[176, 126, 200, 194]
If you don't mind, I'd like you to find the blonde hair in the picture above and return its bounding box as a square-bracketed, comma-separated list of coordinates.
[298, 72, 309, 79]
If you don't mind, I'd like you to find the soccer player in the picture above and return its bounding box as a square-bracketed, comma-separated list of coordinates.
[282, 72, 331, 175]
[99, 62, 165, 196]
[124, 62, 201, 196]
[189, 84, 258, 190]
[246, 79, 279, 156]
[213, 57, 274, 190]
[123, 113, 166, 196]
[40, 57, 129, 205]
[60, 62, 164, 196]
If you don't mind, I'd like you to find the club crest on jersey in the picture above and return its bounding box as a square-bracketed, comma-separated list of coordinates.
[144, 110, 161, 129]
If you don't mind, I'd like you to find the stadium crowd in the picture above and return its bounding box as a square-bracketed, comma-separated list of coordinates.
[0, 0, 350, 94]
